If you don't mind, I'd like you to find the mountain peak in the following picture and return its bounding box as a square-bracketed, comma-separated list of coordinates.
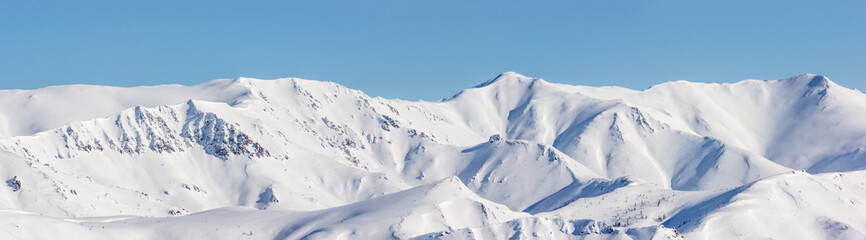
[442, 72, 553, 102]
[790, 74, 838, 98]
[230, 77, 257, 88]
[474, 72, 534, 88]
[780, 73, 836, 88]
[806, 74, 831, 88]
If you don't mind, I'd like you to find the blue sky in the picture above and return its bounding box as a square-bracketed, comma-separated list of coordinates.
[1, 1, 864, 100]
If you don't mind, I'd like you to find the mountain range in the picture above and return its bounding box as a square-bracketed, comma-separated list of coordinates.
[1, 72, 864, 239]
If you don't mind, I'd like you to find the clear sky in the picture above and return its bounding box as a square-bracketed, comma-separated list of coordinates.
[1, 1, 864, 100]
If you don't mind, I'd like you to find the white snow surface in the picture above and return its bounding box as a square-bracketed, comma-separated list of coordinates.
[0, 72, 865, 239]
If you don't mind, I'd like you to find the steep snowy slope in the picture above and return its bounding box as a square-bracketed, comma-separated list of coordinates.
[619, 74, 866, 173]
[665, 171, 866, 239]
[0, 72, 864, 239]
[440, 73, 795, 190]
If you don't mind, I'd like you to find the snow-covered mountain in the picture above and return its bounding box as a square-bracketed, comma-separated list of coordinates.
[0, 73, 864, 239]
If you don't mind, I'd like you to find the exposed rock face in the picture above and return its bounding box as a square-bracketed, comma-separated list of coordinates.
[488, 134, 501, 143]
[10, 101, 272, 160]
[5, 176, 20, 192]
[255, 187, 279, 210]
[112, 106, 186, 154]
[182, 112, 269, 160]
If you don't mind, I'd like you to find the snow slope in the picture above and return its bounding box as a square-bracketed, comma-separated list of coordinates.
[0, 72, 864, 239]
